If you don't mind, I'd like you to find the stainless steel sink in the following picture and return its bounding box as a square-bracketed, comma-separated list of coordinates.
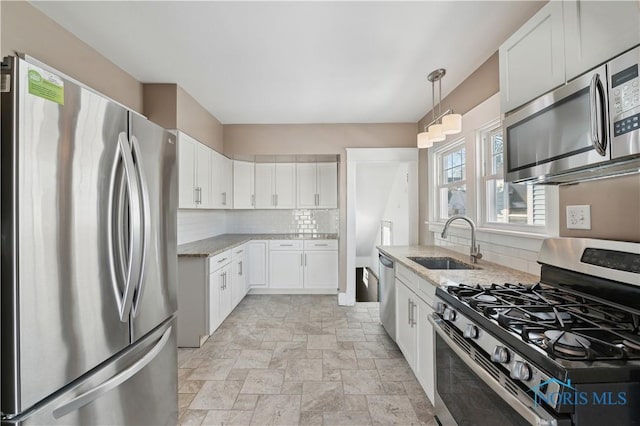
[408, 256, 479, 270]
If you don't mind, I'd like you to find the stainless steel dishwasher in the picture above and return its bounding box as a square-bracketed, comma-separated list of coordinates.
[378, 253, 396, 342]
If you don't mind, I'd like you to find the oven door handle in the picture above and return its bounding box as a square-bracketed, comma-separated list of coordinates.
[429, 315, 558, 426]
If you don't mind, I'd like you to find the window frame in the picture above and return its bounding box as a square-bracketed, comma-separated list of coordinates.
[434, 138, 467, 221]
[476, 120, 553, 235]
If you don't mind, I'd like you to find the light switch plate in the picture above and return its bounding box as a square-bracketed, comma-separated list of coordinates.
[566, 205, 591, 230]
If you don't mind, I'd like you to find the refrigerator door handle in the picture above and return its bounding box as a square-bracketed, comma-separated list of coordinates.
[52, 326, 172, 419]
[116, 132, 144, 322]
[130, 135, 151, 316]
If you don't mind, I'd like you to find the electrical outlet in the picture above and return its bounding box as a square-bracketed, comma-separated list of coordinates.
[566, 205, 591, 230]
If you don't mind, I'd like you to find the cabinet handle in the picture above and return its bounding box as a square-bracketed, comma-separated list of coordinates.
[239, 261, 243, 276]
[220, 272, 225, 290]
[275, 194, 278, 207]
[411, 302, 417, 327]
[315, 243, 328, 247]
[194, 187, 198, 204]
[300, 253, 304, 266]
[315, 193, 319, 206]
[222, 191, 227, 206]
[217, 257, 228, 263]
[280, 244, 293, 247]
[408, 299, 412, 325]
[304, 253, 307, 266]
[195, 187, 202, 204]
[272, 194, 275, 206]
[251, 194, 255, 207]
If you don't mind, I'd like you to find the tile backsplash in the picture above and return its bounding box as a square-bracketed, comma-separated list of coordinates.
[227, 209, 339, 235]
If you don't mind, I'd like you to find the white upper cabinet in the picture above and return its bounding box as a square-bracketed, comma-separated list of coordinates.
[296, 162, 338, 209]
[233, 160, 255, 209]
[499, 1, 566, 113]
[178, 132, 211, 209]
[254, 163, 296, 209]
[564, 0, 640, 81]
[500, 1, 640, 113]
[211, 150, 233, 209]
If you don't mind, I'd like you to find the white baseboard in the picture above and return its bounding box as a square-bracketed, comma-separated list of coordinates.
[248, 288, 338, 295]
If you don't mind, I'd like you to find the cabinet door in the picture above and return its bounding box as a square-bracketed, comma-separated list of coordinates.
[254, 163, 275, 208]
[231, 250, 247, 307]
[316, 162, 338, 208]
[247, 241, 268, 287]
[274, 163, 296, 209]
[416, 298, 435, 405]
[178, 135, 197, 209]
[221, 156, 233, 208]
[208, 271, 222, 334]
[210, 150, 225, 208]
[296, 163, 317, 208]
[304, 251, 338, 289]
[499, 1, 565, 112]
[195, 143, 212, 208]
[233, 160, 255, 209]
[269, 250, 304, 288]
[564, 1, 640, 81]
[219, 265, 233, 320]
[396, 280, 417, 369]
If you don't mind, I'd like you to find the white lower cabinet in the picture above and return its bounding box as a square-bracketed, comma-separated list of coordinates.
[268, 240, 338, 291]
[416, 298, 435, 403]
[247, 241, 268, 288]
[208, 252, 232, 333]
[396, 279, 418, 369]
[395, 269, 435, 405]
[231, 245, 248, 306]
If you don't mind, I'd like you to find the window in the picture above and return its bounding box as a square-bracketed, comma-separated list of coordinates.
[437, 143, 467, 219]
[481, 126, 546, 226]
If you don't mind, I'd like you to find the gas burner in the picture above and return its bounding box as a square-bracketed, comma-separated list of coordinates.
[475, 294, 498, 303]
[544, 330, 591, 357]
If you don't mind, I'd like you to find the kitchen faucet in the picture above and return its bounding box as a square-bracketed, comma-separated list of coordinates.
[441, 215, 483, 264]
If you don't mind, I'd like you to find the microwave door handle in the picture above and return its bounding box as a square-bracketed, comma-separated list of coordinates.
[589, 73, 607, 156]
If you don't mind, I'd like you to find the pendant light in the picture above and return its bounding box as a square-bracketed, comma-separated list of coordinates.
[417, 68, 462, 148]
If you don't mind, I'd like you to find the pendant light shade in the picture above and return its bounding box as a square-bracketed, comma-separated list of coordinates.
[442, 113, 462, 135]
[417, 131, 432, 148]
[416, 68, 462, 149]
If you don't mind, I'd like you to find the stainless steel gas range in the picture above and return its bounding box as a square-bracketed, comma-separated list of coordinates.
[430, 238, 640, 426]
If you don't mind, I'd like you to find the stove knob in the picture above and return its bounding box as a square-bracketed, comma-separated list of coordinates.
[443, 308, 456, 321]
[463, 324, 478, 339]
[435, 302, 446, 315]
[511, 361, 532, 381]
[491, 346, 510, 364]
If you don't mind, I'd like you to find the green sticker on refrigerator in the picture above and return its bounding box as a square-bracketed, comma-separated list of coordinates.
[27, 66, 64, 105]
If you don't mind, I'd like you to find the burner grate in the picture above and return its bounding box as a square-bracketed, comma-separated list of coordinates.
[446, 283, 640, 361]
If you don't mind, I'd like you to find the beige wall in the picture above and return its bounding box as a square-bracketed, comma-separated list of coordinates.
[224, 123, 417, 292]
[1, 1, 143, 112]
[177, 87, 224, 152]
[143, 84, 224, 152]
[559, 174, 640, 242]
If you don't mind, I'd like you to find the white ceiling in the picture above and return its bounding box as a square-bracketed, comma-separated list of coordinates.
[31, 1, 541, 124]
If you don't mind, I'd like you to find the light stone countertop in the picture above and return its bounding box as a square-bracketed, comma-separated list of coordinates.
[377, 245, 539, 288]
[178, 233, 339, 258]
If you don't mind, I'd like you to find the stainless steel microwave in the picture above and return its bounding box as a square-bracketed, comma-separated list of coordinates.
[504, 46, 640, 184]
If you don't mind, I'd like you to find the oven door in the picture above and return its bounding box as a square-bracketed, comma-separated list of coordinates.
[504, 64, 609, 184]
[429, 315, 566, 426]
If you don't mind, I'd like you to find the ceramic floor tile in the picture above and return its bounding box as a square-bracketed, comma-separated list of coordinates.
[263, 328, 294, 342]
[322, 349, 358, 370]
[341, 370, 385, 395]
[336, 328, 367, 342]
[322, 410, 372, 425]
[179, 380, 205, 394]
[190, 381, 243, 410]
[240, 369, 284, 394]
[201, 410, 253, 426]
[188, 359, 236, 381]
[374, 358, 415, 381]
[353, 342, 390, 359]
[366, 395, 420, 426]
[250, 395, 301, 426]
[281, 381, 303, 395]
[285, 359, 323, 381]
[300, 381, 344, 412]
[179, 409, 208, 426]
[272, 341, 308, 361]
[306, 334, 338, 350]
[233, 394, 259, 411]
[299, 411, 323, 425]
[234, 349, 273, 369]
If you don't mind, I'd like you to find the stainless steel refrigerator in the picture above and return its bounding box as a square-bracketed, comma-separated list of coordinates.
[1, 55, 178, 425]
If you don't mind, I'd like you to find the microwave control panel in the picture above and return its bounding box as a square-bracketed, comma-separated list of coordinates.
[611, 63, 639, 136]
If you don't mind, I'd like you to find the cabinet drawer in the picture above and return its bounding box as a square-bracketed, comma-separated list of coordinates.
[209, 250, 232, 270]
[232, 244, 246, 259]
[395, 264, 418, 292]
[303, 240, 338, 251]
[269, 240, 304, 250]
